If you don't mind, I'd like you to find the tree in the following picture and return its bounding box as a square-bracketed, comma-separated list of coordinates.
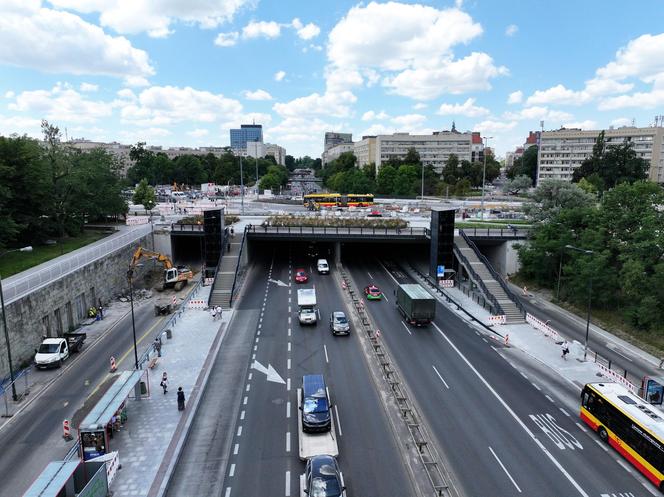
[127, 142, 157, 185]
[402, 147, 421, 166]
[502, 175, 532, 195]
[524, 179, 595, 223]
[376, 165, 397, 194]
[133, 179, 156, 211]
[285, 154, 295, 171]
[393, 165, 419, 196]
[507, 146, 538, 184]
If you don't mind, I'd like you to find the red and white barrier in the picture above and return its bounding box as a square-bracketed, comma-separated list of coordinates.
[596, 363, 638, 394]
[63, 419, 72, 440]
[526, 313, 562, 342]
[90, 451, 120, 485]
[439, 279, 454, 288]
[109, 356, 117, 372]
[203, 277, 214, 286]
[126, 216, 149, 225]
[488, 315, 507, 325]
[171, 296, 177, 306]
[187, 299, 207, 309]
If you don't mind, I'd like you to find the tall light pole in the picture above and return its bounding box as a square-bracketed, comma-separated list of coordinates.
[480, 136, 493, 220]
[126, 267, 139, 370]
[239, 154, 245, 215]
[535, 120, 544, 186]
[1, 246, 33, 401]
[420, 163, 425, 199]
[255, 154, 260, 199]
[564, 244, 593, 360]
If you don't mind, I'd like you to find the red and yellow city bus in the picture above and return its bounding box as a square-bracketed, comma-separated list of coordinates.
[580, 382, 664, 489]
[345, 194, 374, 207]
[303, 193, 374, 209]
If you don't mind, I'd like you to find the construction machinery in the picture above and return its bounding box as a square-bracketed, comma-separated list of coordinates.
[131, 247, 193, 291]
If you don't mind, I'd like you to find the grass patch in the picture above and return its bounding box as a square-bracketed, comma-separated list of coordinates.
[0, 231, 109, 278]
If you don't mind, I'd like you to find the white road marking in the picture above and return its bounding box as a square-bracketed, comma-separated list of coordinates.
[545, 394, 555, 403]
[489, 446, 521, 493]
[237, 426, 242, 436]
[287, 378, 291, 391]
[286, 431, 291, 452]
[288, 328, 291, 337]
[288, 306, 291, 313]
[285, 471, 291, 497]
[225, 488, 231, 497]
[368, 271, 374, 279]
[324, 344, 329, 363]
[432, 365, 450, 389]
[519, 371, 528, 380]
[401, 322, 412, 335]
[252, 353, 256, 360]
[575, 422, 588, 433]
[255, 337, 260, 343]
[288, 342, 291, 352]
[233, 443, 239, 455]
[432, 322, 589, 497]
[287, 401, 291, 418]
[229, 464, 235, 477]
[559, 408, 570, 417]
[289, 297, 291, 303]
[243, 396, 248, 405]
[595, 440, 609, 451]
[248, 372, 253, 381]
[334, 405, 343, 436]
[287, 358, 291, 369]
[288, 316, 291, 325]
[246, 384, 251, 392]
[482, 337, 488, 343]
[258, 323, 262, 329]
[606, 343, 634, 362]
[257, 330, 261, 336]
[240, 410, 245, 420]
[615, 458, 633, 473]
[531, 382, 542, 391]
[383, 294, 389, 303]
[253, 345, 257, 351]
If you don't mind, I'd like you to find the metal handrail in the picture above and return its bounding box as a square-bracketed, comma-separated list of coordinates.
[229, 227, 247, 306]
[245, 225, 428, 236]
[460, 230, 525, 316]
[453, 241, 504, 315]
[461, 226, 530, 238]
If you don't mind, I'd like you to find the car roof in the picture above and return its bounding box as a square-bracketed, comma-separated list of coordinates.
[310, 454, 338, 474]
[302, 374, 326, 397]
[332, 311, 346, 318]
[296, 268, 306, 272]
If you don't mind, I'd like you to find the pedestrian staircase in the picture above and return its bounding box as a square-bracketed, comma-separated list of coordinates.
[208, 231, 245, 310]
[454, 232, 525, 323]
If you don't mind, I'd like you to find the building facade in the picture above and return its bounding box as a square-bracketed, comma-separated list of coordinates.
[322, 142, 354, 166]
[265, 143, 286, 166]
[323, 132, 352, 152]
[537, 126, 664, 183]
[354, 136, 377, 167]
[230, 124, 263, 150]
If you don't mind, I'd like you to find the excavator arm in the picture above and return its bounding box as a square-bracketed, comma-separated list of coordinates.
[131, 247, 174, 269]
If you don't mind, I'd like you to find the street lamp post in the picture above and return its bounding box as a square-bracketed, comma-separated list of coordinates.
[126, 267, 139, 370]
[1, 246, 33, 401]
[564, 244, 594, 360]
[255, 156, 260, 199]
[239, 155, 245, 215]
[420, 163, 425, 200]
[480, 136, 493, 220]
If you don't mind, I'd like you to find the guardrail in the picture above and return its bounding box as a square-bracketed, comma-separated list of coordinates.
[246, 225, 430, 237]
[170, 223, 204, 232]
[460, 230, 525, 317]
[2, 224, 153, 304]
[461, 227, 530, 238]
[452, 242, 503, 316]
[229, 228, 247, 307]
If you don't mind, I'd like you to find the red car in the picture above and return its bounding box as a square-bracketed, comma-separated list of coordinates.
[294, 269, 309, 283]
[364, 284, 383, 300]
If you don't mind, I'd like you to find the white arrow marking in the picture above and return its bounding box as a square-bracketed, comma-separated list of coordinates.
[252, 360, 286, 384]
[268, 278, 288, 287]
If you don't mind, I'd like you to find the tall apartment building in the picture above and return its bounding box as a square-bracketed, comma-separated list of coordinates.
[324, 132, 352, 152]
[230, 124, 263, 150]
[538, 126, 664, 183]
[245, 141, 286, 166]
[354, 136, 377, 167]
[375, 131, 476, 174]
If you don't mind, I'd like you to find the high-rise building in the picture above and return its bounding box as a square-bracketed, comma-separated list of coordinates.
[537, 125, 664, 183]
[354, 136, 377, 167]
[230, 124, 263, 150]
[324, 132, 352, 152]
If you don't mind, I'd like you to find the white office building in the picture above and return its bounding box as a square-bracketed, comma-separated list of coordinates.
[354, 136, 377, 167]
[322, 142, 354, 166]
[538, 126, 664, 183]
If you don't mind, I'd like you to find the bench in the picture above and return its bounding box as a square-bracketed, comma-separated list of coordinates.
[148, 357, 159, 369]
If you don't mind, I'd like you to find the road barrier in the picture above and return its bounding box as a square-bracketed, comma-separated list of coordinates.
[597, 363, 638, 394]
[109, 356, 117, 372]
[125, 216, 150, 225]
[526, 313, 563, 342]
[62, 419, 72, 440]
[187, 299, 207, 309]
[488, 315, 507, 325]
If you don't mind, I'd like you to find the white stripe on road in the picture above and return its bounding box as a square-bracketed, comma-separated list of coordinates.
[233, 443, 239, 455]
[401, 322, 412, 335]
[559, 408, 570, 417]
[287, 401, 291, 418]
[432, 322, 589, 497]
[288, 342, 291, 352]
[575, 422, 588, 433]
[287, 378, 291, 391]
[237, 426, 242, 436]
[240, 410, 245, 420]
[286, 431, 291, 452]
[324, 344, 329, 363]
[432, 365, 450, 389]
[334, 405, 343, 436]
[368, 271, 373, 279]
[288, 328, 291, 337]
[229, 464, 235, 477]
[489, 446, 521, 493]
[531, 383, 542, 391]
[545, 394, 555, 403]
[383, 294, 389, 303]
[243, 396, 248, 405]
[248, 372, 253, 381]
[287, 358, 291, 369]
[246, 384, 251, 392]
[225, 488, 231, 497]
[285, 471, 291, 497]
[519, 371, 528, 380]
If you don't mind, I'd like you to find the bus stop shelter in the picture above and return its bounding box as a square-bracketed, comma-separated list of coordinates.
[79, 370, 147, 461]
[23, 459, 107, 497]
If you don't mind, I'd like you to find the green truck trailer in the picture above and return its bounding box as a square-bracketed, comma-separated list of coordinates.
[396, 283, 436, 326]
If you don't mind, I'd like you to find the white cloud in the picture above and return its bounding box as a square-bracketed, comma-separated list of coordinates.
[269, 116, 336, 155]
[526, 84, 589, 106]
[274, 70, 286, 82]
[505, 24, 518, 37]
[4, 91, 15, 99]
[187, 128, 209, 138]
[507, 90, 523, 104]
[124, 76, 150, 87]
[273, 91, 356, 119]
[242, 20, 281, 39]
[361, 123, 396, 136]
[119, 85, 243, 126]
[49, 0, 252, 38]
[413, 102, 427, 110]
[562, 120, 597, 130]
[598, 89, 664, 110]
[473, 120, 518, 134]
[0, 114, 43, 137]
[391, 113, 426, 127]
[326, 2, 506, 99]
[0, 2, 154, 79]
[80, 83, 99, 92]
[437, 97, 489, 117]
[215, 32, 239, 47]
[596, 33, 664, 82]
[610, 117, 633, 127]
[503, 106, 573, 123]
[243, 89, 273, 101]
[325, 67, 363, 92]
[292, 18, 320, 40]
[8, 83, 113, 123]
[361, 110, 389, 121]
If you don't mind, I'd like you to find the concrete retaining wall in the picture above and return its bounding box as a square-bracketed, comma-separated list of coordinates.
[0, 234, 152, 378]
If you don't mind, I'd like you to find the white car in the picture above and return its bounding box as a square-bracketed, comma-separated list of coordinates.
[317, 259, 329, 274]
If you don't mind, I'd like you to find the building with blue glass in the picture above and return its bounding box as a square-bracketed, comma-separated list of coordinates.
[230, 124, 263, 150]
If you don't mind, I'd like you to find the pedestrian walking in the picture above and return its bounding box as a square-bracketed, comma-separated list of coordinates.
[160, 372, 169, 394]
[98, 303, 104, 320]
[561, 340, 570, 360]
[177, 387, 185, 411]
[230, 227, 235, 238]
[154, 337, 162, 357]
[215, 306, 222, 320]
[211, 307, 217, 320]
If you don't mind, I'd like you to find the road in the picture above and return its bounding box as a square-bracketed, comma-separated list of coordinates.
[345, 257, 655, 496]
[0, 300, 164, 497]
[169, 248, 418, 496]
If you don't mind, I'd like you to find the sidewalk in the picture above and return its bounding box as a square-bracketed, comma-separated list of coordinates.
[107, 285, 231, 497]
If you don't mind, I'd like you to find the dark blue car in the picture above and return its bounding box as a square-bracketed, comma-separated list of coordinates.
[301, 374, 331, 433]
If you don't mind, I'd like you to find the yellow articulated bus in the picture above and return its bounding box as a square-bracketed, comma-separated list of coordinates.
[580, 382, 664, 490]
[303, 193, 374, 209]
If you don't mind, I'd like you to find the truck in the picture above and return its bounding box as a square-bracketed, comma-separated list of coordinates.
[396, 283, 436, 326]
[34, 332, 86, 369]
[297, 288, 318, 325]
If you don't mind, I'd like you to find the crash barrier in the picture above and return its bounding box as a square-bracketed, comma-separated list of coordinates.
[204, 277, 214, 286]
[187, 299, 207, 309]
[339, 268, 451, 496]
[171, 295, 177, 306]
[109, 356, 117, 372]
[488, 315, 507, 325]
[597, 362, 638, 394]
[63, 419, 72, 440]
[125, 216, 149, 225]
[439, 279, 454, 288]
[89, 451, 120, 486]
[526, 313, 563, 342]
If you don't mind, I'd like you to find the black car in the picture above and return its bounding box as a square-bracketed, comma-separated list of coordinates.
[304, 455, 345, 497]
[301, 374, 331, 432]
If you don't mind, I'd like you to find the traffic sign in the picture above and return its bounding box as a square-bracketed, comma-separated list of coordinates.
[437, 265, 445, 278]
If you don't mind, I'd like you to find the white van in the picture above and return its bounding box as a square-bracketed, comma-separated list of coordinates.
[317, 259, 329, 275]
[171, 191, 186, 201]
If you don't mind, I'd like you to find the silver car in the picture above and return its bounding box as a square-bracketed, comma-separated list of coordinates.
[329, 311, 350, 335]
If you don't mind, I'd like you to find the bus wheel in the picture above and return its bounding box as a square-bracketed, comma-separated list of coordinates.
[598, 427, 609, 442]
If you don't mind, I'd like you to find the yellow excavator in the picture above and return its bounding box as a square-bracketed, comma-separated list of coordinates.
[130, 247, 193, 291]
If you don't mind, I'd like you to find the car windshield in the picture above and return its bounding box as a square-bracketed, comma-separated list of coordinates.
[370, 287, 379, 293]
[297, 271, 305, 276]
[38, 343, 59, 353]
[311, 476, 341, 497]
[335, 316, 347, 324]
[303, 397, 329, 414]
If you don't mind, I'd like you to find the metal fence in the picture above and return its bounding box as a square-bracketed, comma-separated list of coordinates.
[461, 227, 530, 238]
[0, 368, 31, 418]
[247, 225, 430, 237]
[2, 225, 153, 305]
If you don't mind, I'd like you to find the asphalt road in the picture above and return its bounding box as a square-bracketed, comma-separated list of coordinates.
[191, 248, 418, 497]
[0, 300, 164, 497]
[345, 257, 654, 497]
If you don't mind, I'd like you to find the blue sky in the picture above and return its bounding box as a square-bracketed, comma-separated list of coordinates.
[1, 0, 664, 158]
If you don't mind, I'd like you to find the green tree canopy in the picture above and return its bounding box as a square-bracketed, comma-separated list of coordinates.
[524, 179, 595, 222]
[507, 146, 538, 184]
[133, 178, 156, 211]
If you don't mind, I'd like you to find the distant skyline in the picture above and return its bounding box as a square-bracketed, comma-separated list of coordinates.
[1, 0, 663, 158]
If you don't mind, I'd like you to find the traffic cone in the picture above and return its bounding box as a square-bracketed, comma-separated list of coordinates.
[110, 356, 117, 372]
[63, 419, 72, 440]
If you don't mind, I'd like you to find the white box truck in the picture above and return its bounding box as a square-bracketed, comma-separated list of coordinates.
[297, 288, 318, 325]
